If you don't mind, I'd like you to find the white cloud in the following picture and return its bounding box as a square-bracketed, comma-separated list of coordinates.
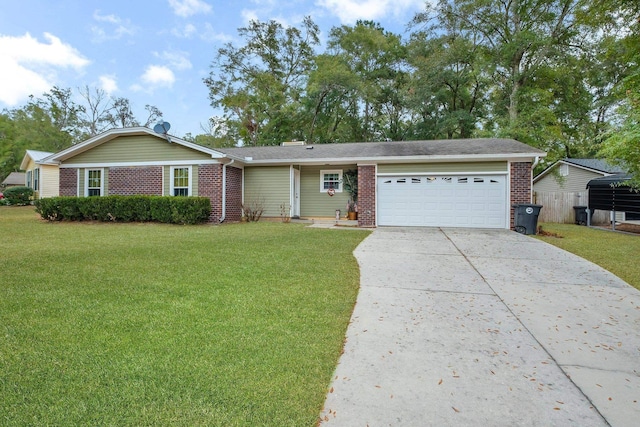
[0, 32, 90, 106]
[200, 23, 234, 43]
[171, 23, 198, 38]
[91, 10, 136, 42]
[316, 0, 425, 24]
[155, 50, 192, 70]
[137, 65, 176, 91]
[99, 75, 118, 94]
[168, 0, 212, 18]
[241, 9, 259, 24]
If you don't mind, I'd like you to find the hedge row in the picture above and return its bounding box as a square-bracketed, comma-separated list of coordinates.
[2, 186, 34, 206]
[34, 195, 212, 225]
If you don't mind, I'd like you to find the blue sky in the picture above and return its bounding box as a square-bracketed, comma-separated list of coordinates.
[0, 0, 426, 137]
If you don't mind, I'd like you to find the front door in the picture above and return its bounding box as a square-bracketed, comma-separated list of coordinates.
[292, 168, 300, 218]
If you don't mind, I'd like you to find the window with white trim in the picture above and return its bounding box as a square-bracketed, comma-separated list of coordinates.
[26, 170, 32, 188]
[33, 168, 40, 191]
[87, 169, 102, 196]
[320, 169, 342, 192]
[171, 166, 191, 196]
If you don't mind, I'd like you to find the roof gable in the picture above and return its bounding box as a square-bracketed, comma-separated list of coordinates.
[20, 150, 54, 170]
[533, 158, 625, 183]
[45, 127, 227, 164]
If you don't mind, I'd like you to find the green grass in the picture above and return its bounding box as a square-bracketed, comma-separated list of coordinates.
[0, 206, 370, 426]
[535, 222, 640, 290]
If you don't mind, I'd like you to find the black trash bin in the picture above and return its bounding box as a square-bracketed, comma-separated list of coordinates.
[573, 206, 589, 225]
[513, 204, 543, 235]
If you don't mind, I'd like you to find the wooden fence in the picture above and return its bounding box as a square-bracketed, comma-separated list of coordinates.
[533, 191, 609, 224]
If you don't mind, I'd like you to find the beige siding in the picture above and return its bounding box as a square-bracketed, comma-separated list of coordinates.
[40, 165, 59, 198]
[534, 165, 603, 193]
[300, 165, 353, 217]
[66, 135, 213, 164]
[79, 169, 85, 196]
[378, 161, 508, 174]
[244, 166, 291, 217]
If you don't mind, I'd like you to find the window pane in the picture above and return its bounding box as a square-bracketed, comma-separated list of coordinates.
[88, 170, 101, 188]
[323, 173, 340, 190]
[174, 168, 189, 188]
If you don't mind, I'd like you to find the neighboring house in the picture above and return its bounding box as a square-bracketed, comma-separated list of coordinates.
[533, 158, 627, 223]
[20, 150, 57, 199]
[1, 172, 26, 189]
[39, 127, 544, 229]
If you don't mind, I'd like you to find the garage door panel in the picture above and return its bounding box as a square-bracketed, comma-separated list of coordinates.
[378, 175, 507, 228]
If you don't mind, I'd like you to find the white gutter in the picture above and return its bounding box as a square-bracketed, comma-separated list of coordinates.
[532, 156, 541, 169]
[219, 158, 235, 223]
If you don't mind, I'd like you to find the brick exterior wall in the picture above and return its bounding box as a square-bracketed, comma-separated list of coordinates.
[108, 166, 162, 195]
[59, 168, 78, 196]
[357, 165, 376, 227]
[198, 163, 223, 222]
[510, 162, 532, 229]
[225, 166, 243, 222]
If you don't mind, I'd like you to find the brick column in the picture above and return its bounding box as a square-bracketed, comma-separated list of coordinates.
[510, 162, 532, 229]
[224, 166, 243, 222]
[59, 168, 78, 196]
[198, 164, 223, 222]
[357, 165, 376, 227]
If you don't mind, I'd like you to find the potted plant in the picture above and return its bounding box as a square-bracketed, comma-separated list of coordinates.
[342, 169, 358, 220]
[346, 200, 357, 220]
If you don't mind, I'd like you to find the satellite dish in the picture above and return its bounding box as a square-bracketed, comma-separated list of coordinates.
[153, 120, 172, 143]
[153, 120, 171, 134]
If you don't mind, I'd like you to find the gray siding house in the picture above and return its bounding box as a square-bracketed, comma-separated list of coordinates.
[533, 159, 627, 223]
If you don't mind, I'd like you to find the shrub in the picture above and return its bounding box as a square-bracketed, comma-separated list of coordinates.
[3, 186, 33, 206]
[35, 195, 211, 224]
[170, 197, 212, 224]
[241, 196, 265, 222]
[150, 197, 173, 223]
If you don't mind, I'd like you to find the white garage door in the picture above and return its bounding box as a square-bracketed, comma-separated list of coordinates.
[377, 175, 508, 228]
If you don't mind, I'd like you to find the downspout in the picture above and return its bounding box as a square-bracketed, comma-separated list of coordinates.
[219, 158, 234, 223]
[532, 156, 540, 169]
[531, 156, 540, 203]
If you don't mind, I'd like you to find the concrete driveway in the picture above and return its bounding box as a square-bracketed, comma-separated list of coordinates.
[320, 228, 640, 426]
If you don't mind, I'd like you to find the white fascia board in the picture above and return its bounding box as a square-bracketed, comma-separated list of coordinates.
[59, 159, 222, 168]
[243, 153, 545, 166]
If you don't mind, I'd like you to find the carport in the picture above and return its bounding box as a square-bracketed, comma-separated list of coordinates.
[587, 174, 640, 225]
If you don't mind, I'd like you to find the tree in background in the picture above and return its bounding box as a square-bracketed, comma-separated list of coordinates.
[204, 17, 320, 146]
[0, 87, 163, 182]
[597, 0, 640, 187]
[325, 21, 409, 142]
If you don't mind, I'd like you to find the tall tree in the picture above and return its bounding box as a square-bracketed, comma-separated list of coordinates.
[326, 21, 408, 142]
[417, 0, 584, 130]
[78, 85, 112, 138]
[204, 17, 320, 146]
[406, 29, 488, 139]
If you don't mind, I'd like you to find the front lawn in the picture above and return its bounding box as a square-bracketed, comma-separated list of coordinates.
[535, 222, 640, 290]
[0, 206, 369, 426]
